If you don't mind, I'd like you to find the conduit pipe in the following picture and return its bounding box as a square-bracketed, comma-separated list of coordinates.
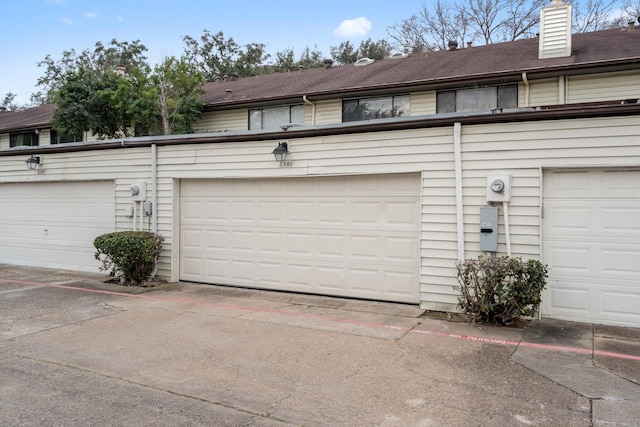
[454, 122, 465, 262]
[303, 95, 316, 126]
[151, 144, 158, 233]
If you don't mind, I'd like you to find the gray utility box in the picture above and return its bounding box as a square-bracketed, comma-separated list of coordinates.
[479, 205, 499, 252]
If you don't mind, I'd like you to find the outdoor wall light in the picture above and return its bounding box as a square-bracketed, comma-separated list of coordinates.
[25, 155, 40, 170]
[272, 142, 289, 162]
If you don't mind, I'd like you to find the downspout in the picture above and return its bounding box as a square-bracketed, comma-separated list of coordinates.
[151, 143, 158, 234]
[503, 201, 512, 257]
[559, 76, 566, 104]
[522, 72, 530, 107]
[303, 95, 316, 126]
[454, 122, 464, 262]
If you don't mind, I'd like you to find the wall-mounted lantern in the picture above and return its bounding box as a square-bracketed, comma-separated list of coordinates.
[25, 155, 40, 170]
[272, 142, 289, 162]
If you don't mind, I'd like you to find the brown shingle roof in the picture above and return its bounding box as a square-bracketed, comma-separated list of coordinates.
[202, 28, 640, 108]
[0, 104, 55, 132]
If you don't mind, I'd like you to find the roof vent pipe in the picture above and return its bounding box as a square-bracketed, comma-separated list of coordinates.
[448, 40, 458, 50]
[324, 58, 334, 68]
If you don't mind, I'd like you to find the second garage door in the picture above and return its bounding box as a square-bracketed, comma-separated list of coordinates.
[180, 173, 421, 303]
[0, 180, 115, 273]
[542, 169, 640, 327]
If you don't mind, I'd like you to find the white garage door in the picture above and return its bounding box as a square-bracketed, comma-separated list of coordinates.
[180, 174, 421, 303]
[0, 181, 115, 273]
[542, 169, 640, 327]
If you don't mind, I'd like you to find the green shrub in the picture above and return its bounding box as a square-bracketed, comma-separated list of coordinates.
[456, 256, 548, 325]
[94, 231, 164, 285]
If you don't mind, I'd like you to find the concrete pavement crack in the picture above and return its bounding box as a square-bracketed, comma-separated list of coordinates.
[8, 352, 301, 426]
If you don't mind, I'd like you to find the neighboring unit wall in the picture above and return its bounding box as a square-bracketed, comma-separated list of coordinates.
[528, 78, 560, 106]
[568, 70, 640, 104]
[313, 99, 342, 125]
[194, 108, 249, 133]
[411, 91, 437, 116]
[0, 147, 171, 278]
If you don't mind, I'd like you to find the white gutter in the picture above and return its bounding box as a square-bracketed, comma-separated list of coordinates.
[303, 95, 316, 126]
[522, 72, 530, 107]
[454, 122, 464, 262]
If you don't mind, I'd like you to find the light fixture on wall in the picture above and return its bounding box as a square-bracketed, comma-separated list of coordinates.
[25, 155, 40, 170]
[272, 142, 289, 162]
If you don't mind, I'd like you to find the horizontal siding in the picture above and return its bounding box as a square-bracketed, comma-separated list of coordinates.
[411, 91, 436, 116]
[313, 99, 341, 125]
[194, 109, 248, 132]
[528, 78, 559, 106]
[568, 71, 640, 104]
[1, 113, 640, 310]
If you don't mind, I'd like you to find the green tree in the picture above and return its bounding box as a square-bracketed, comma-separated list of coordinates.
[53, 67, 161, 139]
[154, 56, 205, 135]
[271, 46, 325, 72]
[330, 39, 392, 65]
[32, 39, 148, 105]
[357, 38, 392, 60]
[330, 41, 358, 65]
[1, 93, 19, 111]
[182, 30, 269, 81]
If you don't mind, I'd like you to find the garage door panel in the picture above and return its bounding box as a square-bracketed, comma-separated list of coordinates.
[0, 181, 115, 273]
[543, 169, 640, 327]
[180, 174, 420, 303]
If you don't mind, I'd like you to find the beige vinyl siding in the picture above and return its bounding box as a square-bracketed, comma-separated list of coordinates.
[527, 78, 560, 106]
[568, 71, 640, 104]
[313, 99, 341, 125]
[411, 91, 436, 116]
[194, 108, 248, 133]
[0, 134, 8, 149]
[0, 147, 173, 278]
[2, 113, 639, 310]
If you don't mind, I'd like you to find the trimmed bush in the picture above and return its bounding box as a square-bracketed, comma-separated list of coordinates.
[456, 256, 548, 325]
[94, 231, 164, 285]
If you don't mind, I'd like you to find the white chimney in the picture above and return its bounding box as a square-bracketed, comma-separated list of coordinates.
[539, 0, 572, 59]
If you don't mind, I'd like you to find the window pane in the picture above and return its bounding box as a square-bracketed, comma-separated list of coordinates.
[457, 87, 496, 112]
[393, 95, 410, 117]
[51, 130, 83, 144]
[362, 97, 393, 119]
[10, 132, 38, 147]
[249, 109, 262, 130]
[290, 105, 304, 125]
[342, 100, 360, 122]
[498, 84, 518, 109]
[437, 91, 456, 113]
[262, 106, 289, 130]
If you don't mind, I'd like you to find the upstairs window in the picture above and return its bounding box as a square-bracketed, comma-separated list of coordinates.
[249, 105, 304, 131]
[10, 131, 39, 147]
[51, 130, 83, 144]
[436, 84, 518, 113]
[342, 95, 410, 122]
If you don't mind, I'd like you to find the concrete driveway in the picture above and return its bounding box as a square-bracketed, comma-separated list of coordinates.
[1, 264, 639, 426]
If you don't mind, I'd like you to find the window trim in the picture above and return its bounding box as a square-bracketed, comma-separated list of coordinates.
[248, 104, 304, 131]
[9, 131, 39, 147]
[342, 94, 410, 123]
[50, 129, 84, 144]
[436, 84, 518, 114]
